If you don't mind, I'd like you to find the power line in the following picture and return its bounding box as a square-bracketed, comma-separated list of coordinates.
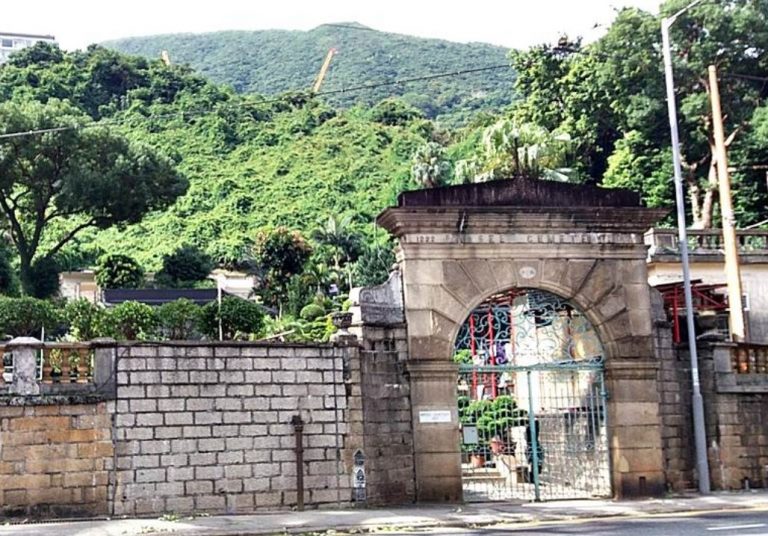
[721, 73, 768, 83]
[0, 63, 512, 141]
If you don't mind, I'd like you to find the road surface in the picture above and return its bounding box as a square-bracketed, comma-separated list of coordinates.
[355, 509, 768, 535]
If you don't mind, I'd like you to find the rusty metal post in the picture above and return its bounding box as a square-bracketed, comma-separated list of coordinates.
[291, 414, 305, 511]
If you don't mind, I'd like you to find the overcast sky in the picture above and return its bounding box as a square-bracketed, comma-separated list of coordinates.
[4, 0, 662, 50]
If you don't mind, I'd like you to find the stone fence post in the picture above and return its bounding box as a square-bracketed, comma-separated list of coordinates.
[7, 337, 40, 396]
[92, 338, 117, 397]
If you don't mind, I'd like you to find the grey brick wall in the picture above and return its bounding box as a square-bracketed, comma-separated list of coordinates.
[655, 284, 768, 491]
[111, 343, 351, 515]
[348, 324, 416, 505]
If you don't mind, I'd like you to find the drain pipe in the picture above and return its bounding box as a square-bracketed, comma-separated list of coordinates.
[291, 414, 305, 511]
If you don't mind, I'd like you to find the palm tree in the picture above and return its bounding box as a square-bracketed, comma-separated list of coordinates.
[310, 215, 361, 290]
[411, 142, 452, 188]
[456, 119, 575, 183]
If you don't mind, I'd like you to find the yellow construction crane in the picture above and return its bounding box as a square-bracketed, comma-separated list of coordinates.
[311, 48, 337, 93]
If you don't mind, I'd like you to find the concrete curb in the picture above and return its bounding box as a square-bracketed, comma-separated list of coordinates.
[2, 493, 768, 536]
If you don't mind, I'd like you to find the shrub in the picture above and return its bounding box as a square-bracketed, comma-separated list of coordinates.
[64, 299, 106, 341]
[0, 297, 63, 339]
[369, 99, 423, 126]
[95, 253, 144, 289]
[157, 299, 202, 339]
[299, 303, 325, 322]
[102, 301, 158, 340]
[156, 246, 214, 287]
[248, 227, 312, 308]
[453, 349, 473, 365]
[199, 297, 264, 340]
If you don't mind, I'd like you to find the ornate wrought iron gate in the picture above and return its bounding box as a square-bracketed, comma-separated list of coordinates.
[456, 289, 611, 501]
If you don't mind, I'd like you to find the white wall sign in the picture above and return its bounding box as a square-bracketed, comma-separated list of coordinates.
[419, 410, 452, 423]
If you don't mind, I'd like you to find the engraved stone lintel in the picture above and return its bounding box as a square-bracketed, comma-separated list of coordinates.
[403, 232, 640, 245]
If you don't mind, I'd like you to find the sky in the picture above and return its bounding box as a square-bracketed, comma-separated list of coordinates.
[4, 0, 662, 51]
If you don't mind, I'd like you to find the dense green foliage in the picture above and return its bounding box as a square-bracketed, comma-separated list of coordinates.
[156, 246, 215, 287]
[0, 297, 62, 338]
[2, 1, 765, 335]
[95, 254, 145, 289]
[299, 303, 326, 322]
[157, 298, 203, 339]
[64, 299, 105, 341]
[247, 227, 312, 309]
[0, 245, 18, 297]
[199, 296, 264, 340]
[0, 43, 438, 288]
[509, 0, 768, 227]
[0, 98, 186, 294]
[103, 24, 516, 125]
[101, 301, 158, 340]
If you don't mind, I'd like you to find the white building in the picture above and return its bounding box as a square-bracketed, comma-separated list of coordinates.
[0, 32, 56, 64]
[645, 227, 768, 342]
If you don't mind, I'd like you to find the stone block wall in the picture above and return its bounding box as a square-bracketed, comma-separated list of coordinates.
[1, 336, 419, 519]
[652, 289, 696, 491]
[705, 387, 768, 489]
[658, 332, 768, 490]
[0, 400, 112, 517]
[111, 342, 350, 516]
[348, 324, 415, 504]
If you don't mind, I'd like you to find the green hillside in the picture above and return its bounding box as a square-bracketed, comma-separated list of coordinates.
[0, 44, 433, 273]
[103, 23, 516, 125]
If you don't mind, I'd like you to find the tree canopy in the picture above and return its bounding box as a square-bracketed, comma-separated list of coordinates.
[103, 23, 517, 126]
[0, 99, 186, 293]
[509, 0, 768, 227]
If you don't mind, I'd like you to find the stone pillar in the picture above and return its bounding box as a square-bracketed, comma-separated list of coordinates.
[605, 358, 666, 496]
[7, 337, 41, 396]
[92, 338, 117, 398]
[407, 360, 462, 502]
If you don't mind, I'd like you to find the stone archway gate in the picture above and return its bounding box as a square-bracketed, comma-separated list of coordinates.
[376, 178, 669, 501]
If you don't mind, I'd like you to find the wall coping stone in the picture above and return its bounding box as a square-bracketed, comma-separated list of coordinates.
[0, 393, 109, 406]
[105, 340, 339, 348]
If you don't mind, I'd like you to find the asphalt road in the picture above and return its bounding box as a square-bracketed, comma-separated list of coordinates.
[364, 509, 768, 535]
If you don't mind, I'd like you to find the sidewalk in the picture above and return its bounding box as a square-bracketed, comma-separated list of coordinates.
[2, 491, 767, 536]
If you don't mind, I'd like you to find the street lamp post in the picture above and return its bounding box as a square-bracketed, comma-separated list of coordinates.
[661, 0, 711, 493]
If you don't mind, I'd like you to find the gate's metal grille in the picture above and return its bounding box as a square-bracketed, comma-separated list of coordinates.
[456, 289, 611, 502]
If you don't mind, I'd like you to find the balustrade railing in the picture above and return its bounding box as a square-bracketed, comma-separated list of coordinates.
[645, 228, 768, 257]
[730, 343, 768, 375]
[0, 341, 110, 395]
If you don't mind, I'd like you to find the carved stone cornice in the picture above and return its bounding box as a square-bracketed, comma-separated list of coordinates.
[377, 207, 670, 239]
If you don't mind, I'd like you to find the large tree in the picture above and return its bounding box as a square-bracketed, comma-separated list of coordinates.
[510, 0, 768, 228]
[0, 99, 187, 294]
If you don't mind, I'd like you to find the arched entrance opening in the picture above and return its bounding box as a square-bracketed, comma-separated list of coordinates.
[455, 287, 611, 501]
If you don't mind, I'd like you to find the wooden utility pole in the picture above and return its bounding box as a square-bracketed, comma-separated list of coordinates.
[708, 64, 746, 341]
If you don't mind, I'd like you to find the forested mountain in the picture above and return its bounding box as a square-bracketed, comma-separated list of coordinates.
[1, 0, 766, 302]
[0, 43, 431, 275]
[103, 23, 516, 125]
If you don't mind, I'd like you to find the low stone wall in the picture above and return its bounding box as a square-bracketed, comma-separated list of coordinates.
[0, 337, 416, 519]
[0, 399, 112, 518]
[112, 342, 350, 515]
[658, 336, 768, 490]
